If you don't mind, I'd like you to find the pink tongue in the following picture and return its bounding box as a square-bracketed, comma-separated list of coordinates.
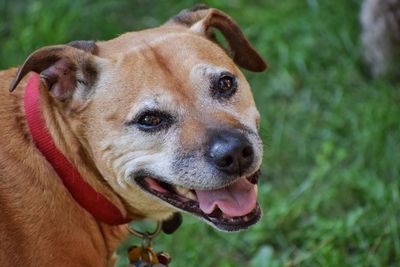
[195, 177, 257, 217]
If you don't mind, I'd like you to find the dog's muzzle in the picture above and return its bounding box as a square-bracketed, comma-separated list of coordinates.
[133, 129, 262, 232]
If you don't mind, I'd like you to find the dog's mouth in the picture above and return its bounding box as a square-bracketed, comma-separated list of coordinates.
[134, 170, 261, 231]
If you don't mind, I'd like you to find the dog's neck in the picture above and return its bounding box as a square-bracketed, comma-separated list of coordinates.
[24, 73, 138, 224]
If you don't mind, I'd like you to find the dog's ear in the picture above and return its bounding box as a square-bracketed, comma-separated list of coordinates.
[167, 5, 267, 72]
[9, 41, 101, 102]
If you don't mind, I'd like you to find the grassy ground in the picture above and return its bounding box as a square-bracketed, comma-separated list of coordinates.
[1, 0, 399, 266]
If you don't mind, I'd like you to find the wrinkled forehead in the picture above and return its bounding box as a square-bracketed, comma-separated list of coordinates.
[91, 28, 254, 125]
[96, 30, 239, 96]
[99, 27, 237, 67]
[143, 33, 239, 76]
[125, 35, 236, 90]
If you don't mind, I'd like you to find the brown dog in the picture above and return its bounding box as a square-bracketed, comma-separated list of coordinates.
[0, 5, 266, 266]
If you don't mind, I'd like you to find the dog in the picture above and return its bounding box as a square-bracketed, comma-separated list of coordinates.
[0, 5, 266, 266]
[361, 0, 400, 79]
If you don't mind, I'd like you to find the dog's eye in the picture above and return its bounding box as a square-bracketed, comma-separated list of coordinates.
[219, 76, 234, 91]
[212, 73, 237, 99]
[140, 114, 161, 126]
[133, 111, 173, 132]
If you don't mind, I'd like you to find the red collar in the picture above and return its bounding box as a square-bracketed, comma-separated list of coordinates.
[24, 73, 131, 225]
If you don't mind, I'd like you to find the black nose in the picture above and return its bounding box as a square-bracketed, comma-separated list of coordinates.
[207, 130, 254, 175]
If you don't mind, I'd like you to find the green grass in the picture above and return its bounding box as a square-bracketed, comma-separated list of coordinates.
[1, 0, 400, 266]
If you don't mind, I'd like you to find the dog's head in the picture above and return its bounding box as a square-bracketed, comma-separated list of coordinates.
[10, 6, 266, 231]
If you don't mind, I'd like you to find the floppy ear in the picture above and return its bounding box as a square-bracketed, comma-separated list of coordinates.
[167, 5, 267, 72]
[9, 41, 100, 102]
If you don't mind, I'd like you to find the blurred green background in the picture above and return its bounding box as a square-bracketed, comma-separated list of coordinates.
[1, 0, 399, 266]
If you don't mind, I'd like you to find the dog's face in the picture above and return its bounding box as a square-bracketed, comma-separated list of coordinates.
[10, 7, 266, 231]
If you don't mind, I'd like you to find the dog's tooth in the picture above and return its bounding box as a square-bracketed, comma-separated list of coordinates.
[175, 186, 189, 195]
[175, 186, 197, 201]
[185, 190, 197, 201]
